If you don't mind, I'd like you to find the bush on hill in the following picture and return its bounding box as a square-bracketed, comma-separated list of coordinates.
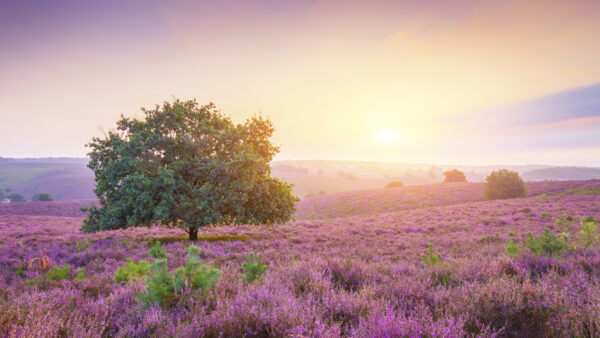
[7, 193, 26, 202]
[385, 181, 404, 188]
[32, 193, 53, 202]
[483, 169, 527, 200]
[443, 169, 467, 183]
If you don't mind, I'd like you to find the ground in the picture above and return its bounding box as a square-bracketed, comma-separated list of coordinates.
[0, 181, 599, 337]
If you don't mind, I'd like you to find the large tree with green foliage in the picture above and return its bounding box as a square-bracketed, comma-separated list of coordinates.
[82, 100, 298, 240]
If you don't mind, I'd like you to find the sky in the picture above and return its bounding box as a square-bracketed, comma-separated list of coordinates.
[1, 0, 600, 165]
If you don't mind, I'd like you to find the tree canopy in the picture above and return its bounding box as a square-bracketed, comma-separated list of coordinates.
[82, 100, 298, 240]
[483, 169, 527, 200]
[8, 193, 26, 203]
[32, 192, 54, 202]
[443, 169, 467, 183]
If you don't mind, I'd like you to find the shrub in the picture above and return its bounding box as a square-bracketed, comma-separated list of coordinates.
[114, 259, 151, 283]
[75, 268, 87, 281]
[526, 229, 569, 257]
[421, 243, 441, 265]
[7, 193, 26, 202]
[539, 193, 550, 201]
[443, 169, 467, 183]
[74, 239, 92, 253]
[174, 245, 222, 291]
[142, 259, 175, 307]
[47, 264, 71, 281]
[142, 246, 222, 307]
[120, 239, 129, 248]
[31, 192, 53, 202]
[579, 217, 599, 248]
[14, 264, 25, 277]
[242, 252, 268, 283]
[385, 181, 404, 188]
[483, 169, 527, 200]
[149, 241, 167, 259]
[505, 240, 520, 257]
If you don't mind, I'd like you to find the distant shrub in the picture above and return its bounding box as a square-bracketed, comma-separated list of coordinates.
[483, 169, 527, 200]
[0, 188, 5, 200]
[242, 252, 268, 283]
[539, 193, 550, 201]
[32, 192, 53, 202]
[443, 169, 467, 183]
[114, 259, 151, 283]
[421, 243, 441, 265]
[7, 193, 26, 202]
[149, 241, 168, 259]
[14, 264, 25, 277]
[385, 181, 404, 188]
[578, 217, 599, 248]
[47, 263, 71, 281]
[505, 240, 520, 257]
[75, 268, 87, 281]
[73, 239, 92, 253]
[526, 229, 569, 257]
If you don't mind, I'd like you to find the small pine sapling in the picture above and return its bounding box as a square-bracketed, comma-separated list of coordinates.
[579, 217, 599, 248]
[75, 268, 87, 281]
[149, 241, 168, 259]
[14, 264, 25, 277]
[505, 240, 520, 257]
[421, 244, 441, 265]
[47, 263, 71, 281]
[142, 259, 175, 307]
[242, 252, 268, 283]
[114, 259, 151, 283]
[527, 229, 569, 257]
[177, 245, 222, 291]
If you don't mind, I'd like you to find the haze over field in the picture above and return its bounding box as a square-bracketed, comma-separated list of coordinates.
[1, 0, 600, 165]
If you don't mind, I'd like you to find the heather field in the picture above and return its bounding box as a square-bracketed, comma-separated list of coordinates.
[1, 181, 600, 337]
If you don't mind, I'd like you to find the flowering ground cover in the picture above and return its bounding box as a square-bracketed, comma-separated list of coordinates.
[296, 180, 600, 219]
[0, 181, 599, 336]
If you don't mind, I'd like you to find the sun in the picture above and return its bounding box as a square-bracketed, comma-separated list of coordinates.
[378, 129, 399, 142]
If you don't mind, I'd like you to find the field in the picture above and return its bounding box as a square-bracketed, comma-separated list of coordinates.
[1, 181, 600, 336]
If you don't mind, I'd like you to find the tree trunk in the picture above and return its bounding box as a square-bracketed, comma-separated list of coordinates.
[189, 227, 198, 241]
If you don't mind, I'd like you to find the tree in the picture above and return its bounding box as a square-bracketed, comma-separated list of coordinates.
[82, 99, 298, 240]
[8, 193, 26, 203]
[32, 193, 54, 202]
[443, 169, 467, 183]
[385, 181, 404, 188]
[483, 169, 527, 200]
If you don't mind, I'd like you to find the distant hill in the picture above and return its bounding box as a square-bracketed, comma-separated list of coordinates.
[1, 157, 599, 200]
[0, 158, 95, 200]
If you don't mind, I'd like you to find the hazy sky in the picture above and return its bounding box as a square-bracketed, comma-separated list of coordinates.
[1, 0, 600, 165]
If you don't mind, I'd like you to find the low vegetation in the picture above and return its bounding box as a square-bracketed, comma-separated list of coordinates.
[0, 180, 599, 336]
[443, 169, 467, 183]
[384, 180, 404, 188]
[483, 169, 527, 200]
